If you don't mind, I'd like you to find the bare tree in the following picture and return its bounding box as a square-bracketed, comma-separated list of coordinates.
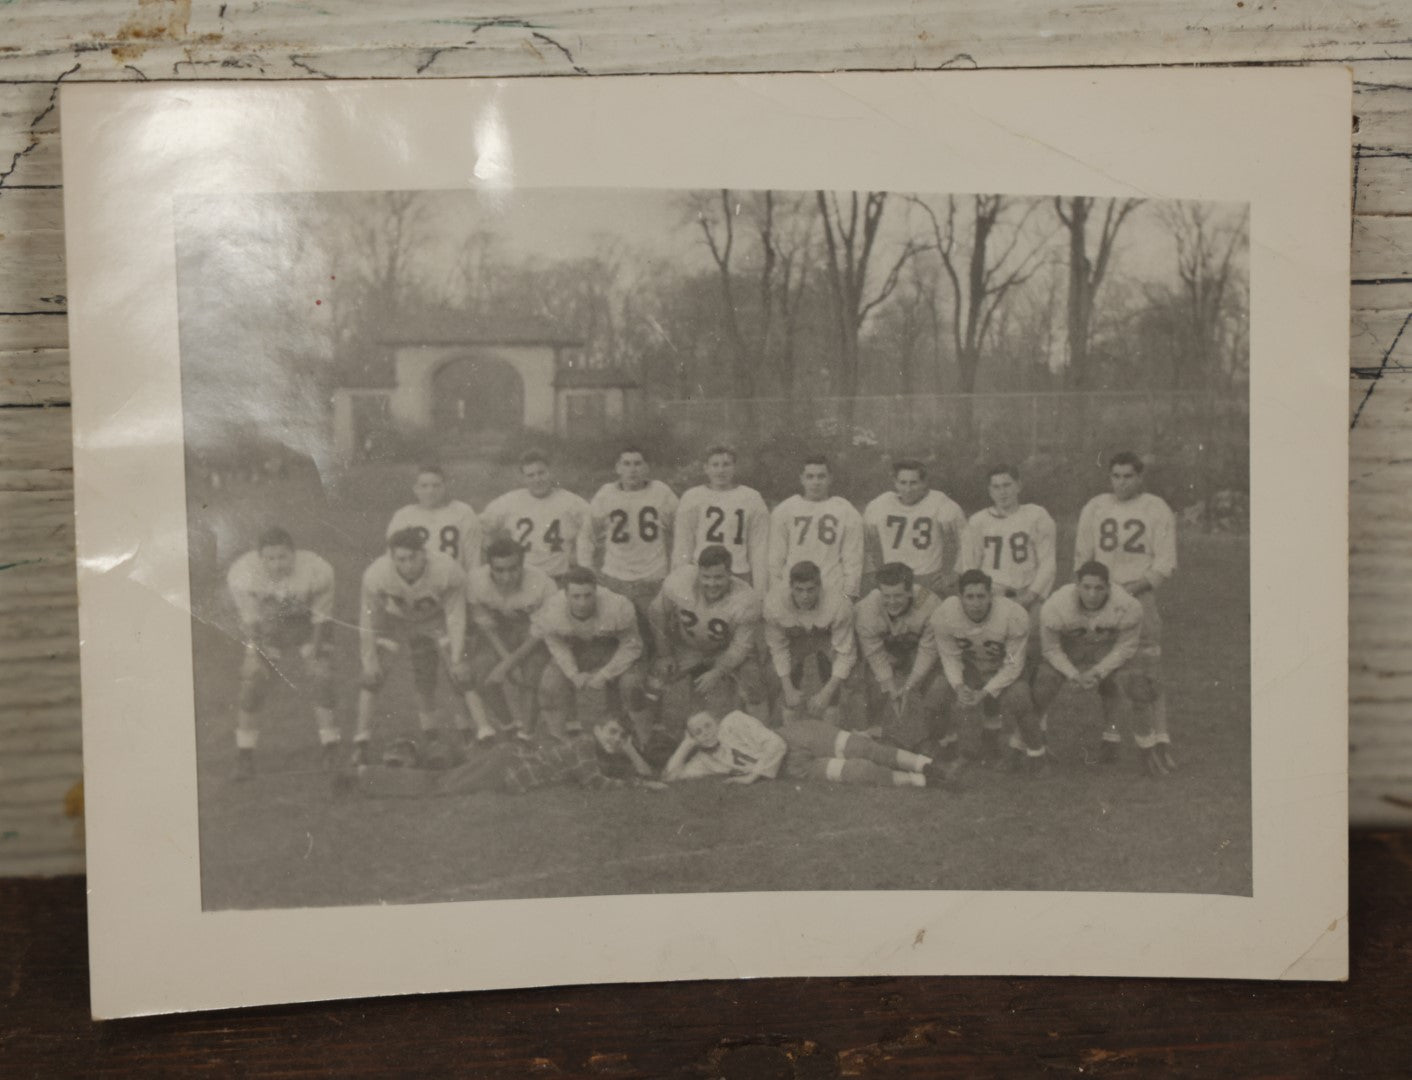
[815, 191, 921, 416]
[1160, 202, 1250, 390]
[692, 189, 761, 404]
[1053, 196, 1143, 390]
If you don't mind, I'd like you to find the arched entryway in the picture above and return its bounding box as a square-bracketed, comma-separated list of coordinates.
[430, 356, 525, 448]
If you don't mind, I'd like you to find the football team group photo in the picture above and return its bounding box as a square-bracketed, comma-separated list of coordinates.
[175, 186, 1252, 908]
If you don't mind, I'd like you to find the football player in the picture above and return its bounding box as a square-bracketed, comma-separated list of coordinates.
[1033, 560, 1166, 775]
[579, 444, 678, 633]
[762, 560, 856, 724]
[481, 449, 591, 582]
[769, 455, 864, 600]
[354, 527, 494, 763]
[959, 464, 1056, 620]
[853, 561, 941, 751]
[531, 566, 652, 745]
[225, 527, 338, 778]
[862, 458, 966, 598]
[340, 715, 665, 797]
[671, 443, 770, 590]
[906, 569, 1039, 772]
[385, 464, 482, 574]
[1073, 451, 1177, 769]
[466, 536, 558, 739]
[647, 544, 768, 727]
[662, 709, 787, 784]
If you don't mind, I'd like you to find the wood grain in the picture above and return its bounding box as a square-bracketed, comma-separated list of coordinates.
[0, 1, 1407, 874]
[1, 831, 1409, 1076]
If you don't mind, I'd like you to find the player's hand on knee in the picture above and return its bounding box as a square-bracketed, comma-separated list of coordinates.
[585, 670, 608, 692]
[806, 688, 833, 715]
[1078, 670, 1101, 692]
[783, 684, 804, 710]
[376, 637, 399, 655]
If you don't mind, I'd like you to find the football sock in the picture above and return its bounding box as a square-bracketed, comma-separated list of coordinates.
[235, 724, 258, 751]
[894, 749, 929, 773]
[892, 771, 926, 787]
[315, 708, 340, 745]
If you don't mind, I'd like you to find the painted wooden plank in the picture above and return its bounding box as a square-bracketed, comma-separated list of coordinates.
[0, 349, 69, 406]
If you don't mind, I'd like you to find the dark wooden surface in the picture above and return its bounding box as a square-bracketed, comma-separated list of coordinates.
[2, 832, 1407, 1078]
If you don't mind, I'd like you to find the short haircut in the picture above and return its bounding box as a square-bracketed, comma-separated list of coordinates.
[801, 454, 831, 472]
[1109, 451, 1144, 473]
[892, 458, 927, 478]
[988, 463, 1020, 482]
[704, 443, 736, 462]
[617, 444, 646, 461]
[485, 537, 525, 564]
[388, 527, 427, 553]
[257, 527, 294, 552]
[697, 544, 733, 572]
[789, 560, 822, 585]
[957, 569, 993, 593]
[874, 562, 915, 590]
[1076, 560, 1111, 584]
[519, 449, 550, 470]
[562, 565, 598, 590]
[415, 464, 445, 479]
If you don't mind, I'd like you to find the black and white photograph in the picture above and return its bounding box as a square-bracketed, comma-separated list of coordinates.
[63, 72, 1348, 1014]
[175, 184, 1252, 908]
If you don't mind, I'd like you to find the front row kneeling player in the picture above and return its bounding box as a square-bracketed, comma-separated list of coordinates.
[905, 569, 1041, 772]
[762, 560, 857, 725]
[531, 566, 653, 745]
[1031, 560, 1169, 775]
[853, 561, 940, 752]
[355, 527, 495, 764]
[225, 527, 339, 778]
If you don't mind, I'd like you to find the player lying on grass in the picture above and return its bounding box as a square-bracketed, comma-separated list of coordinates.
[1033, 560, 1170, 776]
[905, 569, 1041, 773]
[531, 566, 654, 745]
[762, 560, 857, 725]
[466, 537, 557, 740]
[647, 544, 768, 727]
[580, 444, 678, 644]
[354, 527, 495, 764]
[337, 715, 665, 797]
[853, 561, 940, 752]
[671, 443, 770, 591]
[385, 463, 482, 575]
[225, 527, 339, 779]
[663, 709, 945, 788]
[862, 458, 965, 599]
[1074, 450, 1177, 770]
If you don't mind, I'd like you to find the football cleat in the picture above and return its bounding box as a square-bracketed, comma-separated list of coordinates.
[321, 742, 343, 771]
[922, 757, 963, 790]
[351, 741, 374, 767]
[1025, 753, 1052, 779]
[1098, 739, 1119, 765]
[382, 738, 420, 769]
[1143, 745, 1172, 777]
[1154, 744, 1179, 773]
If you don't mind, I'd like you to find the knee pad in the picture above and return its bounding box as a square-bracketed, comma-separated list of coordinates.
[1123, 672, 1158, 705]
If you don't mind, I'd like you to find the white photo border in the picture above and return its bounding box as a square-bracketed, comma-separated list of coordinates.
[62, 69, 1350, 1018]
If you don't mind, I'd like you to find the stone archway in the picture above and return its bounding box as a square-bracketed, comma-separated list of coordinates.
[430, 356, 525, 445]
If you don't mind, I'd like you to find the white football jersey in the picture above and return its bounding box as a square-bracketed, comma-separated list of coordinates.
[227, 550, 334, 632]
[1073, 492, 1177, 591]
[482, 487, 591, 579]
[863, 489, 965, 580]
[386, 500, 482, 573]
[677, 711, 786, 779]
[960, 504, 1057, 597]
[582, 480, 678, 582]
[769, 494, 865, 598]
[360, 550, 467, 631]
[1039, 582, 1143, 678]
[672, 484, 771, 581]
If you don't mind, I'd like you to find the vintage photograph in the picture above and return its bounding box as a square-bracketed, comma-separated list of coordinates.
[174, 185, 1252, 909]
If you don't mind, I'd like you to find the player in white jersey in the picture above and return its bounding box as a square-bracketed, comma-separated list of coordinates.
[671, 443, 771, 589]
[355, 528, 494, 763]
[862, 458, 966, 598]
[906, 570, 1038, 772]
[664, 709, 940, 788]
[1033, 561, 1167, 775]
[466, 537, 559, 739]
[384, 464, 482, 574]
[762, 560, 857, 724]
[531, 566, 652, 745]
[579, 444, 678, 626]
[225, 528, 339, 778]
[960, 464, 1056, 619]
[480, 450, 591, 581]
[647, 545, 768, 727]
[853, 562, 941, 752]
[1073, 451, 1177, 769]
[769, 455, 865, 600]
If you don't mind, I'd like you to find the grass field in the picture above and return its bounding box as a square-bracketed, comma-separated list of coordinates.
[190, 459, 1251, 910]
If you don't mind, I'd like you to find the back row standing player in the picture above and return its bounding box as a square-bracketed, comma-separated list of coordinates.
[959, 464, 1057, 624]
[672, 444, 770, 590]
[481, 451, 592, 582]
[770, 455, 864, 600]
[1073, 451, 1177, 768]
[863, 458, 966, 599]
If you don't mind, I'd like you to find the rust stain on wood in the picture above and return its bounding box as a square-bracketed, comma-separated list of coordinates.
[111, 0, 192, 63]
